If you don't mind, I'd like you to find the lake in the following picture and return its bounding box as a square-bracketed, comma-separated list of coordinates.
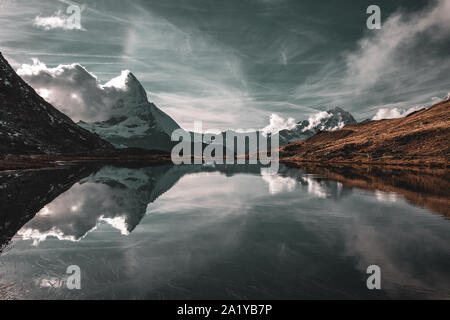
[0, 164, 449, 299]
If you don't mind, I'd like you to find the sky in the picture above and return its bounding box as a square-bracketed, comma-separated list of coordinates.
[1, 0, 450, 131]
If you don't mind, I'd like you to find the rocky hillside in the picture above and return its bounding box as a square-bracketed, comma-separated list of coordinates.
[0, 53, 113, 155]
[280, 99, 450, 167]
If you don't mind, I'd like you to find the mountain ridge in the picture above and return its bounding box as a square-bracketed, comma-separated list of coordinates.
[0, 52, 113, 155]
[278, 107, 357, 146]
[78, 70, 181, 151]
[280, 99, 450, 167]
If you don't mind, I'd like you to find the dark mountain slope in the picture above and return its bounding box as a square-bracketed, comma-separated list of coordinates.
[0, 52, 113, 155]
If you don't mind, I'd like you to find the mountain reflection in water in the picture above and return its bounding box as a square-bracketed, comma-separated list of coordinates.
[0, 164, 449, 299]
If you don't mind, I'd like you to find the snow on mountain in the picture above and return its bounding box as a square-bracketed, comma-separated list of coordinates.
[15, 58, 180, 152]
[278, 107, 357, 146]
[78, 71, 181, 151]
[11, 56, 356, 153]
[213, 107, 356, 155]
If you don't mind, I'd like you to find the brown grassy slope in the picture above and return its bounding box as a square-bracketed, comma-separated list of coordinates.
[280, 99, 450, 167]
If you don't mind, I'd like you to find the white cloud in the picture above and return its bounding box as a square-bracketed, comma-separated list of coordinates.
[34, 9, 85, 31]
[303, 176, 327, 198]
[375, 191, 398, 203]
[36, 88, 51, 99]
[17, 59, 142, 122]
[302, 111, 331, 132]
[372, 106, 423, 120]
[294, 0, 450, 121]
[261, 113, 297, 135]
[346, 0, 450, 93]
[261, 169, 296, 194]
[372, 91, 450, 120]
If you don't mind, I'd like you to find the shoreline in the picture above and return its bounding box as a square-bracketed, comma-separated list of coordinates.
[280, 158, 448, 170]
[0, 149, 172, 172]
[1, 155, 447, 172]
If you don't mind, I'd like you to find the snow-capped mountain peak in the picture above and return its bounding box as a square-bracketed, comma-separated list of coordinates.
[102, 70, 149, 112]
[79, 70, 181, 151]
[278, 107, 356, 146]
[104, 70, 134, 89]
[300, 107, 356, 132]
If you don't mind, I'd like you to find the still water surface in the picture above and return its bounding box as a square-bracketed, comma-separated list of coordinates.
[0, 164, 449, 299]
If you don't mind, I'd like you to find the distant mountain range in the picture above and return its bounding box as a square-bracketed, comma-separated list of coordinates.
[278, 107, 357, 146]
[0, 53, 113, 155]
[280, 99, 450, 167]
[214, 107, 357, 155]
[75, 69, 357, 153]
[9, 51, 434, 166]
